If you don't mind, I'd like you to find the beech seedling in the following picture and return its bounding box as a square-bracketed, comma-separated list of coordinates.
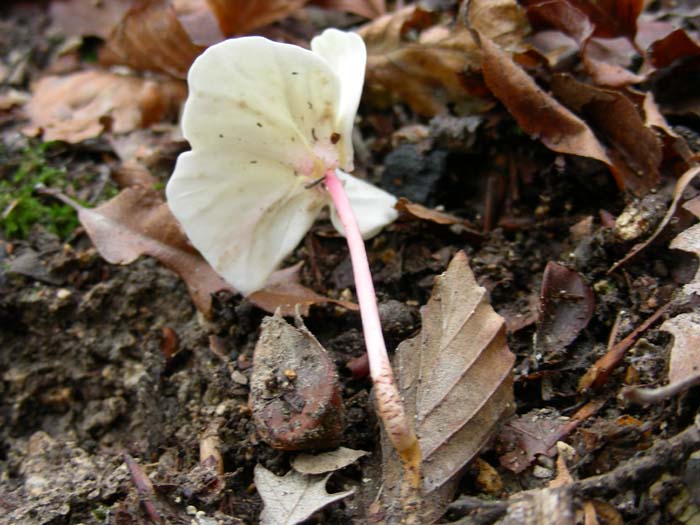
[166, 30, 421, 486]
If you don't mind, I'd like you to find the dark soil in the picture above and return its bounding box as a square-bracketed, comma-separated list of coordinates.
[2, 3, 700, 525]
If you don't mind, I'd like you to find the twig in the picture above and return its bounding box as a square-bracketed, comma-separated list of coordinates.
[447, 417, 700, 524]
[621, 373, 700, 404]
[124, 454, 163, 525]
[578, 301, 671, 392]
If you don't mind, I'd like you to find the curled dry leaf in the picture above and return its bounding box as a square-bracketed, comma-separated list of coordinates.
[373, 251, 515, 522]
[523, 0, 645, 86]
[550, 74, 661, 194]
[395, 197, 483, 240]
[478, 32, 661, 195]
[359, 6, 478, 116]
[205, 0, 309, 37]
[99, 0, 204, 78]
[359, 1, 528, 116]
[609, 166, 700, 273]
[26, 70, 185, 143]
[311, 0, 385, 19]
[292, 447, 368, 475]
[250, 312, 344, 451]
[536, 262, 595, 359]
[255, 464, 353, 525]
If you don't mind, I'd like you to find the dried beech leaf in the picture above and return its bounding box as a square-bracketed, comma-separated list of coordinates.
[249, 263, 358, 317]
[359, 6, 478, 116]
[206, 0, 309, 36]
[311, 0, 385, 19]
[292, 447, 368, 475]
[48, 187, 232, 317]
[49, 0, 132, 39]
[536, 262, 595, 358]
[550, 74, 661, 194]
[524, 0, 645, 86]
[477, 33, 656, 194]
[360, 2, 527, 116]
[48, 188, 342, 318]
[374, 251, 515, 522]
[26, 71, 185, 143]
[250, 312, 344, 451]
[99, 0, 204, 78]
[255, 464, 353, 525]
[661, 313, 700, 385]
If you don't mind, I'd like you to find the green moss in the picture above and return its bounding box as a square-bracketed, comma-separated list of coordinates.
[0, 142, 83, 240]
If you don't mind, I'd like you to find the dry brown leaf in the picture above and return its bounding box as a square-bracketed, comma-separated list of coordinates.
[26, 70, 185, 143]
[360, 6, 477, 116]
[498, 399, 604, 473]
[49, 0, 133, 39]
[359, 1, 528, 116]
[550, 74, 661, 194]
[372, 251, 515, 522]
[206, 0, 309, 37]
[478, 33, 620, 182]
[99, 0, 204, 78]
[48, 187, 346, 318]
[249, 263, 358, 317]
[536, 262, 594, 359]
[395, 197, 483, 240]
[255, 464, 353, 525]
[48, 187, 232, 317]
[292, 447, 368, 475]
[523, 0, 645, 86]
[310, 0, 385, 19]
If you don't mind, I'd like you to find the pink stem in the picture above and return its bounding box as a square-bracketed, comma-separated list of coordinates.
[324, 170, 418, 456]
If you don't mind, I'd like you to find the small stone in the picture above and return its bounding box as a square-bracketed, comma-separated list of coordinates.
[532, 465, 553, 479]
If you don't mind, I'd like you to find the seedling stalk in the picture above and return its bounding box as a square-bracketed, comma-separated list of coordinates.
[324, 169, 421, 489]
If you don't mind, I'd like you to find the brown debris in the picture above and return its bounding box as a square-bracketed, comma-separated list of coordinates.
[536, 261, 595, 358]
[25, 70, 186, 143]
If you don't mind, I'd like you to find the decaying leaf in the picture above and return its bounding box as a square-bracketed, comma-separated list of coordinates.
[372, 251, 515, 522]
[550, 74, 662, 194]
[359, 1, 528, 116]
[255, 464, 353, 525]
[477, 33, 620, 184]
[99, 0, 204, 78]
[292, 447, 368, 475]
[48, 188, 346, 318]
[47, 187, 232, 316]
[311, 0, 385, 19]
[498, 400, 604, 473]
[526, 0, 645, 85]
[25, 70, 185, 143]
[49, 0, 133, 39]
[536, 262, 595, 359]
[249, 263, 358, 317]
[395, 197, 482, 239]
[250, 312, 344, 451]
[207, 0, 308, 36]
[359, 6, 477, 116]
